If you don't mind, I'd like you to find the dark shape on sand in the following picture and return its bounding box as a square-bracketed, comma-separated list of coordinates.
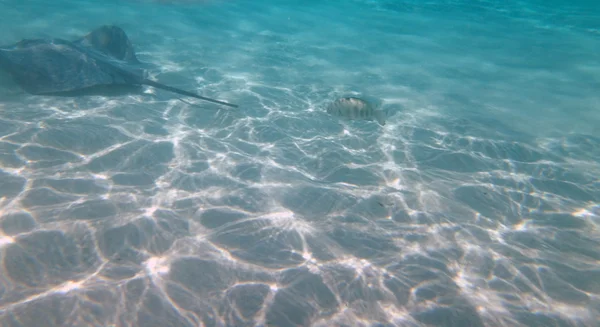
[0, 25, 238, 108]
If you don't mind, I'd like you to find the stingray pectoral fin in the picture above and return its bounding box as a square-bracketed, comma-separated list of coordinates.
[374, 110, 386, 126]
[142, 79, 238, 108]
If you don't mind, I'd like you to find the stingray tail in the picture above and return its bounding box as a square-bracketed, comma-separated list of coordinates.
[142, 79, 238, 108]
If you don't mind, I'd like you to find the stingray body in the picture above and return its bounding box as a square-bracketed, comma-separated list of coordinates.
[0, 25, 238, 108]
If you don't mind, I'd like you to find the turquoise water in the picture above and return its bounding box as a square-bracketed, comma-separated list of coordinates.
[0, 0, 599, 326]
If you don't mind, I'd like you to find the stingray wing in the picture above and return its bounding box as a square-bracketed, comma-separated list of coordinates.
[0, 38, 146, 95]
[72, 25, 141, 64]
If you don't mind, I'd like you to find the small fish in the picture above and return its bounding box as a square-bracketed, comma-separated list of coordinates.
[326, 97, 386, 126]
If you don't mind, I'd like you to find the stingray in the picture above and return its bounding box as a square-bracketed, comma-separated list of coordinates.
[0, 25, 238, 108]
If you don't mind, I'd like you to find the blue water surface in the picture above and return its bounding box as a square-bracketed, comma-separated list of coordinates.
[0, 0, 599, 326]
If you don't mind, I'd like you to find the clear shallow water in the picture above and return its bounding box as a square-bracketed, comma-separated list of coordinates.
[0, 0, 599, 326]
